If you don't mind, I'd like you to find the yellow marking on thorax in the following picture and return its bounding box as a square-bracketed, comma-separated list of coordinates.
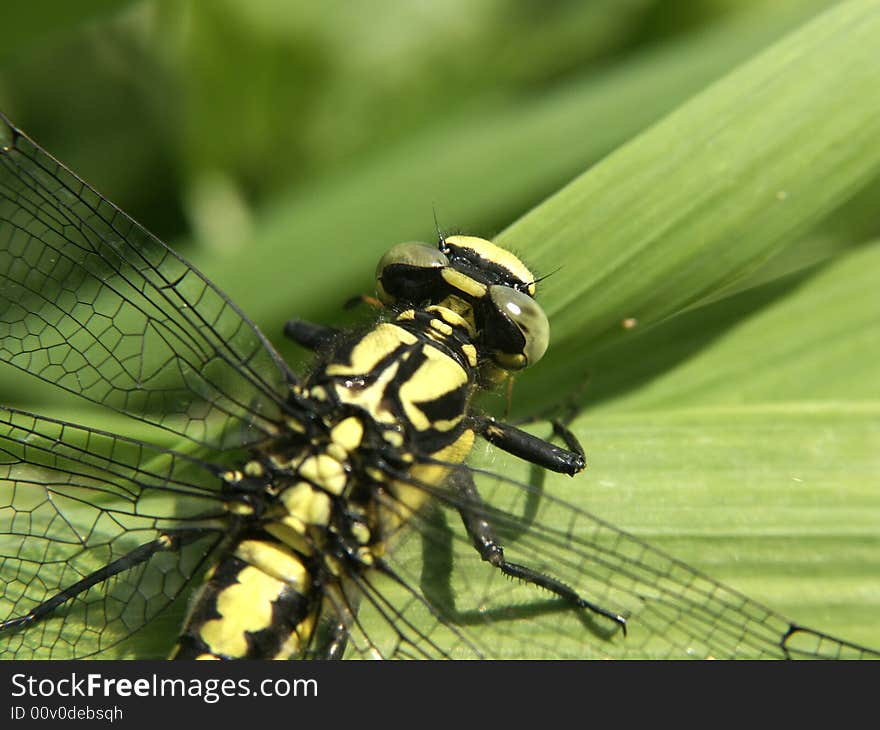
[380, 428, 476, 542]
[244, 460, 264, 477]
[234, 539, 309, 593]
[420, 307, 476, 356]
[334, 369, 399, 424]
[325, 442, 347, 462]
[350, 521, 371, 545]
[269, 450, 308, 472]
[424, 305, 472, 333]
[326, 323, 417, 377]
[325, 324, 421, 424]
[430, 417, 463, 432]
[226, 501, 255, 516]
[331, 416, 364, 452]
[429, 318, 453, 336]
[198, 566, 287, 658]
[298, 453, 347, 495]
[461, 343, 478, 368]
[409, 428, 475, 487]
[397, 346, 468, 431]
[280, 482, 332, 528]
[265, 522, 312, 556]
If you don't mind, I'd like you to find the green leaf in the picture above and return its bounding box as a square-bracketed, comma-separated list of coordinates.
[581, 240, 880, 413]
[499, 0, 880, 385]
[560, 241, 880, 651]
[565, 404, 880, 652]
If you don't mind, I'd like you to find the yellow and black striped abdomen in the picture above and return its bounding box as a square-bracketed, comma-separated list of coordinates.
[171, 535, 318, 660]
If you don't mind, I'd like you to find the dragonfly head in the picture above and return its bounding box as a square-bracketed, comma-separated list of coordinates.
[375, 236, 549, 371]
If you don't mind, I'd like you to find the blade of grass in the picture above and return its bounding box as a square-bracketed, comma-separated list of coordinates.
[499, 0, 880, 387]
[549, 241, 880, 652]
[591, 240, 880, 412]
[562, 404, 880, 652]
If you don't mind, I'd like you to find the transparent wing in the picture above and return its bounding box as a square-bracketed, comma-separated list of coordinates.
[0, 407, 226, 659]
[0, 113, 292, 450]
[3, 414, 874, 660]
[337, 456, 880, 660]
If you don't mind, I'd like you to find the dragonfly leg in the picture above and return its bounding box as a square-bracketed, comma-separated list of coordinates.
[0, 530, 200, 632]
[474, 416, 585, 475]
[283, 320, 341, 351]
[450, 467, 626, 633]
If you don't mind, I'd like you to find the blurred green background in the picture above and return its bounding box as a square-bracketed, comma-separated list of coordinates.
[1, 0, 878, 656]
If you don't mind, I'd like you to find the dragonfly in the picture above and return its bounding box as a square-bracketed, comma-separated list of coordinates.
[0, 111, 876, 659]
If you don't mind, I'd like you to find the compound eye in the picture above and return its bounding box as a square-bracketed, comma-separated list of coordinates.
[376, 242, 449, 304]
[487, 285, 550, 370]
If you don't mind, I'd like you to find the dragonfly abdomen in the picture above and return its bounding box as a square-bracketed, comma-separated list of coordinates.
[170, 533, 320, 660]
